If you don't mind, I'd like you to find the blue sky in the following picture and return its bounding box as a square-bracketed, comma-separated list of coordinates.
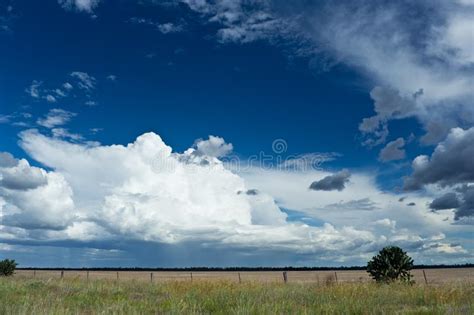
[0, 0, 473, 267]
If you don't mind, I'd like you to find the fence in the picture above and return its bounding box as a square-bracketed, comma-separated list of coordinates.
[13, 268, 474, 284]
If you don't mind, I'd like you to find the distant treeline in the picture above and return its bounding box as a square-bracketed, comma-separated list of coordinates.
[17, 264, 474, 271]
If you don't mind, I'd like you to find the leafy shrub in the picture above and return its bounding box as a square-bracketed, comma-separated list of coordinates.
[0, 259, 17, 276]
[367, 246, 413, 283]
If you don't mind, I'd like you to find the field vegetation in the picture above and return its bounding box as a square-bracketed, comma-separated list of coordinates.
[0, 277, 472, 314]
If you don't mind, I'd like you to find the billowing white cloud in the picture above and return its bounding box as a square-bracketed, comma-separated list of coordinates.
[0, 133, 365, 257]
[16, 130, 279, 240]
[0, 152, 17, 168]
[0, 155, 75, 230]
[0, 159, 47, 191]
[0, 131, 470, 264]
[194, 135, 233, 157]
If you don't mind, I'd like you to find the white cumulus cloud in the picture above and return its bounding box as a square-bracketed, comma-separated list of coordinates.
[194, 135, 233, 157]
[0, 130, 385, 260]
[0, 131, 469, 264]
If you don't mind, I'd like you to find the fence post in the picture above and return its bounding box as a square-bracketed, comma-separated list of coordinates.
[60, 270, 64, 279]
[150, 272, 153, 283]
[422, 269, 428, 285]
[190, 272, 193, 282]
[334, 271, 338, 284]
[283, 271, 288, 283]
[116, 271, 119, 281]
[87, 271, 89, 281]
[238, 272, 241, 284]
[33, 270, 36, 279]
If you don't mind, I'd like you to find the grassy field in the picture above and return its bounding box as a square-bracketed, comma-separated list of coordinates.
[0, 277, 473, 314]
[13, 268, 474, 284]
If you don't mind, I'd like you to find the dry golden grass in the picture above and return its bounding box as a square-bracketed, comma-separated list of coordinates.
[14, 268, 474, 284]
[0, 276, 473, 314]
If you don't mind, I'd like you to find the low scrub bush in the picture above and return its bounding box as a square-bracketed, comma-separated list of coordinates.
[367, 246, 413, 283]
[0, 259, 17, 277]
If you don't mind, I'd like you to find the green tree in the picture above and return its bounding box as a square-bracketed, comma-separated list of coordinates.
[0, 259, 18, 276]
[367, 246, 414, 283]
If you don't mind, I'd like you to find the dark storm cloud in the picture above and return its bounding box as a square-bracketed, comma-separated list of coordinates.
[310, 169, 351, 191]
[429, 187, 474, 221]
[454, 185, 474, 221]
[404, 127, 474, 190]
[429, 193, 460, 210]
[1, 214, 69, 231]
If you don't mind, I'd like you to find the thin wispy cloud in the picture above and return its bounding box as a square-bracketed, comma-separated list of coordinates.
[37, 109, 76, 129]
[70, 71, 96, 91]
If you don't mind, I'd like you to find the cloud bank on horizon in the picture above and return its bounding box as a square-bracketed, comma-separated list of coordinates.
[1, 129, 469, 266]
[0, 0, 473, 266]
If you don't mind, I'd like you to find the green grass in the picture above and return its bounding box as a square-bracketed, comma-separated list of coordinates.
[0, 278, 472, 314]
